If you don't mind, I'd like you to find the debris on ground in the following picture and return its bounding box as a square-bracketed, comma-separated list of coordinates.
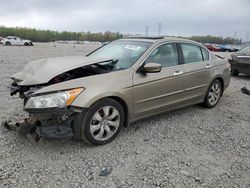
[99, 166, 113, 177]
[241, 86, 250, 95]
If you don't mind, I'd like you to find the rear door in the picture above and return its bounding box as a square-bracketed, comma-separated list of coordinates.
[133, 43, 185, 119]
[179, 43, 213, 103]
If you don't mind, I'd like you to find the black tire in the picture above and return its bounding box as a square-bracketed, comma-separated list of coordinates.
[231, 69, 239, 76]
[24, 42, 29, 46]
[75, 98, 124, 145]
[6, 41, 11, 46]
[203, 79, 222, 108]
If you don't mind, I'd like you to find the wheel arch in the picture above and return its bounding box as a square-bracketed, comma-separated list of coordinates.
[213, 76, 225, 95]
[72, 93, 132, 127]
[107, 96, 130, 127]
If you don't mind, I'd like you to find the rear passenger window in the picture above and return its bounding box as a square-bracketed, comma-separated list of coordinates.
[145, 43, 178, 68]
[181, 43, 203, 64]
[201, 48, 209, 61]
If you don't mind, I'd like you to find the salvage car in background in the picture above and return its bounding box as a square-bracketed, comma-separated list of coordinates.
[1, 36, 33, 46]
[203, 43, 221, 52]
[229, 45, 250, 76]
[8, 36, 230, 145]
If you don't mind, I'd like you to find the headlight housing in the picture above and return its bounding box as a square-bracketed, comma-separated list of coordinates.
[25, 88, 84, 109]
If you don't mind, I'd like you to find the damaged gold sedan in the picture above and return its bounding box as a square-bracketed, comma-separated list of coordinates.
[5, 36, 230, 145]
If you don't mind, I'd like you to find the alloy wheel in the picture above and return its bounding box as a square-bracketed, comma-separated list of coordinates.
[208, 82, 221, 106]
[90, 106, 120, 141]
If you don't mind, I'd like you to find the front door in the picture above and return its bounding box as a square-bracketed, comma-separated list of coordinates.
[133, 43, 185, 119]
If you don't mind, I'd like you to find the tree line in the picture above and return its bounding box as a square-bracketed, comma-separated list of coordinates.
[0, 26, 123, 42]
[187, 35, 242, 45]
[0, 26, 241, 44]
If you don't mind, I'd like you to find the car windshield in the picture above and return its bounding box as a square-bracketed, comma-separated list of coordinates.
[239, 46, 250, 53]
[88, 40, 152, 70]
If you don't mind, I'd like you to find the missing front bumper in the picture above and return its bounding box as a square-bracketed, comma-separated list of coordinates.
[2, 107, 85, 141]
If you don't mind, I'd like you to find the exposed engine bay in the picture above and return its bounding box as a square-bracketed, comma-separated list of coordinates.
[10, 60, 118, 101]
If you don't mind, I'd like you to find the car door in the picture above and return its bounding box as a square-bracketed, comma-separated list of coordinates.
[16, 37, 23, 45]
[179, 43, 213, 103]
[133, 43, 185, 119]
[11, 37, 18, 45]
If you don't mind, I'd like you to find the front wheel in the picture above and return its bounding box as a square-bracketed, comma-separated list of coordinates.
[78, 98, 124, 145]
[6, 41, 11, 46]
[203, 80, 222, 108]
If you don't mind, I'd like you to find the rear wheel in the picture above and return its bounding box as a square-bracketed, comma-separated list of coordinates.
[203, 80, 222, 108]
[78, 98, 124, 145]
[24, 42, 29, 46]
[231, 69, 239, 76]
[6, 41, 11, 46]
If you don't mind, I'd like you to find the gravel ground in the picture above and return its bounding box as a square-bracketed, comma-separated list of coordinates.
[0, 43, 249, 188]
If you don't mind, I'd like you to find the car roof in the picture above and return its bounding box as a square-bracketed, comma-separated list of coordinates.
[7, 36, 19, 38]
[120, 35, 200, 45]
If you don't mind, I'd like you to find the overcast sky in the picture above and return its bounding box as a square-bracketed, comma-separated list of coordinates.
[0, 0, 249, 40]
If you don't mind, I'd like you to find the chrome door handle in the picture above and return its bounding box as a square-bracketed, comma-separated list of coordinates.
[205, 64, 213, 68]
[173, 70, 183, 76]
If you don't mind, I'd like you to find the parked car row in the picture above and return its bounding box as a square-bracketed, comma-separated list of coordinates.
[203, 43, 242, 52]
[55, 40, 102, 45]
[0, 36, 33, 46]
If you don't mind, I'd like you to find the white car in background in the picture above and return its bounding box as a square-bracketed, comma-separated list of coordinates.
[1, 36, 33, 46]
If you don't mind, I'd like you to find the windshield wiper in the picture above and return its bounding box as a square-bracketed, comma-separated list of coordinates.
[94, 63, 110, 70]
[94, 59, 119, 71]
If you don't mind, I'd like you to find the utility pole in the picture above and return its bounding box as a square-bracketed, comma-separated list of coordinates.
[158, 22, 162, 36]
[246, 31, 249, 42]
[233, 32, 237, 45]
[145, 25, 148, 36]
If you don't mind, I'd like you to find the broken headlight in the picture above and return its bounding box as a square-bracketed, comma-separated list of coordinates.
[25, 88, 84, 109]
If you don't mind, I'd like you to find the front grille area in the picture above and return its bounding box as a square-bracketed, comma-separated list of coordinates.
[237, 62, 250, 68]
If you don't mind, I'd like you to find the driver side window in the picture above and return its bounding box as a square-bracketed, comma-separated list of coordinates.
[145, 43, 178, 68]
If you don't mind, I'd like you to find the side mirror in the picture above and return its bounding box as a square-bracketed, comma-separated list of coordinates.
[142, 63, 162, 73]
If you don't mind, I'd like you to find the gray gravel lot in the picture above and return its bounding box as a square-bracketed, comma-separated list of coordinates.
[0, 43, 249, 188]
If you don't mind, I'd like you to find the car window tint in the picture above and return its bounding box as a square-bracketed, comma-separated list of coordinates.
[145, 43, 178, 67]
[181, 43, 203, 63]
[201, 48, 209, 61]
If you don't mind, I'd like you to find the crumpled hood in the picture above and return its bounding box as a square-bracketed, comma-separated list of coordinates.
[11, 56, 113, 86]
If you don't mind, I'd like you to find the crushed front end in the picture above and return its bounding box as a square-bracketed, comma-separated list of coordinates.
[5, 81, 85, 141]
[3, 56, 117, 141]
